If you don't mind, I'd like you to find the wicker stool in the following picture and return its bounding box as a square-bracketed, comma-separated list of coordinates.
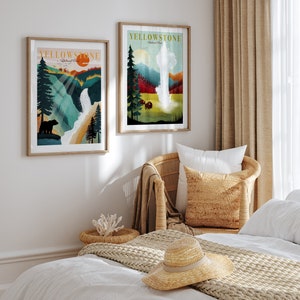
[80, 228, 140, 245]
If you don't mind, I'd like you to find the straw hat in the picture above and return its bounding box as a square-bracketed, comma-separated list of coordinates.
[142, 236, 234, 290]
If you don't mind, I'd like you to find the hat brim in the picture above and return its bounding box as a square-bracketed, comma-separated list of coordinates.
[142, 252, 234, 291]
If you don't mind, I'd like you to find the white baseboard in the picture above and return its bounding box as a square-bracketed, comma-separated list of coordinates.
[0, 245, 81, 295]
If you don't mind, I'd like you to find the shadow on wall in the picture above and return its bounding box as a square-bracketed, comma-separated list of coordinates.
[90, 133, 178, 227]
[95, 166, 141, 227]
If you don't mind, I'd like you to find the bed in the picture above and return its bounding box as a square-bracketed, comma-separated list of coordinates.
[1, 191, 300, 300]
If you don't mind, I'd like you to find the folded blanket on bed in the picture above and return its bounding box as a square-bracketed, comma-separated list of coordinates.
[78, 230, 300, 300]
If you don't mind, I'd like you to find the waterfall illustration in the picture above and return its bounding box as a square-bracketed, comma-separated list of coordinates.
[61, 88, 91, 144]
[155, 42, 177, 111]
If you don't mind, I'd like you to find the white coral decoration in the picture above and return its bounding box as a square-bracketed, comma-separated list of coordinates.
[92, 214, 124, 237]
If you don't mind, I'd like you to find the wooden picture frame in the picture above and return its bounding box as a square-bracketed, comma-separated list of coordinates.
[27, 37, 109, 155]
[118, 22, 191, 133]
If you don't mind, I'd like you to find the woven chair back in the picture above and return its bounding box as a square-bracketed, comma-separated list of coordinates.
[148, 152, 180, 206]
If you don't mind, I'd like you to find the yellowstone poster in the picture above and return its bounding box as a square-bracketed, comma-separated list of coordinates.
[118, 23, 191, 133]
[27, 38, 108, 155]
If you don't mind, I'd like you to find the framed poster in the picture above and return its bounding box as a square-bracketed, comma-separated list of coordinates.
[118, 22, 191, 133]
[27, 37, 109, 155]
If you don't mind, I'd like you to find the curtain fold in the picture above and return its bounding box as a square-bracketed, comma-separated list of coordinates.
[214, 0, 273, 210]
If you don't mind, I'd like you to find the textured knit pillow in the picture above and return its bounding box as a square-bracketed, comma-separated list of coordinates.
[184, 166, 242, 229]
[176, 143, 247, 214]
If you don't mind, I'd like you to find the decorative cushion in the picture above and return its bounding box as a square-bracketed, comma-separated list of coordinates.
[176, 143, 247, 214]
[285, 189, 300, 202]
[184, 166, 242, 229]
[239, 198, 300, 244]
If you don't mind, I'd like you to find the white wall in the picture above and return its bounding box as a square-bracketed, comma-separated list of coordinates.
[0, 0, 215, 288]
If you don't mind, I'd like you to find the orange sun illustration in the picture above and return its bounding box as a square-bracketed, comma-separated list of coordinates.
[76, 53, 90, 67]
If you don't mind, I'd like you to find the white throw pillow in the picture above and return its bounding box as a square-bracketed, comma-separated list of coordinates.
[286, 189, 300, 202]
[239, 198, 300, 245]
[176, 143, 247, 214]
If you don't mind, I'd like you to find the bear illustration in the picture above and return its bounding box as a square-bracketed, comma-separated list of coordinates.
[39, 119, 58, 134]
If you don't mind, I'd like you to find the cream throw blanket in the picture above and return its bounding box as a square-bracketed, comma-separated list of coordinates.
[79, 230, 300, 300]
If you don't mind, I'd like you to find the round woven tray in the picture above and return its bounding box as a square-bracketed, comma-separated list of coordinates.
[79, 228, 140, 245]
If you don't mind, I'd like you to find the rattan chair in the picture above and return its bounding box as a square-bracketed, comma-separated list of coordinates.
[147, 152, 261, 234]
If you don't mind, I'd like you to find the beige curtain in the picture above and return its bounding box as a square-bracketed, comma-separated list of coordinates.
[214, 0, 272, 211]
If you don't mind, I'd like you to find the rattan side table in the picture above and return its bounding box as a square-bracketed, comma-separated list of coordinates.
[79, 228, 140, 245]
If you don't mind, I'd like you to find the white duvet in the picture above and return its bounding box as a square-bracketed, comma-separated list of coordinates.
[2, 193, 300, 300]
[1, 233, 300, 300]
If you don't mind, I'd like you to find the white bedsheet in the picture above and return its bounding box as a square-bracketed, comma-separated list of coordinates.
[1, 233, 299, 300]
[0, 255, 212, 300]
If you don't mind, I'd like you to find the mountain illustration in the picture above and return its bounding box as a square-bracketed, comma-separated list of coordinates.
[43, 66, 101, 138]
[135, 63, 182, 94]
[138, 74, 156, 93]
[135, 63, 161, 87]
[169, 71, 183, 94]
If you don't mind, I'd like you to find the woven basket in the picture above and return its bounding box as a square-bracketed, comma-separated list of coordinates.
[79, 228, 140, 245]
